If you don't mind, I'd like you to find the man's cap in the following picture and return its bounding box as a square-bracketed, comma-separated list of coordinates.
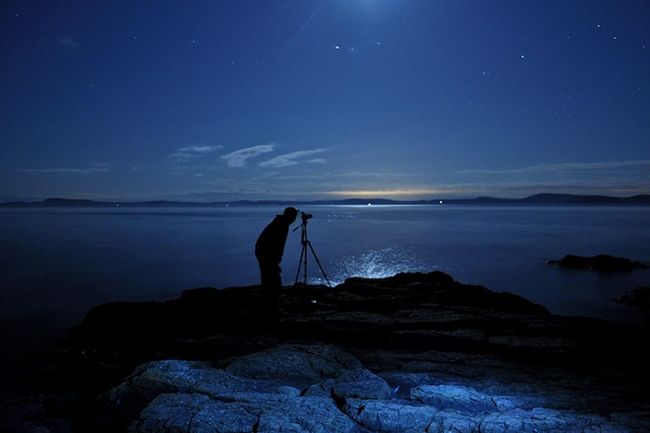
[283, 207, 299, 217]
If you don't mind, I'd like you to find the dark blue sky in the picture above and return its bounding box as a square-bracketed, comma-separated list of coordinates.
[1, 1, 649, 201]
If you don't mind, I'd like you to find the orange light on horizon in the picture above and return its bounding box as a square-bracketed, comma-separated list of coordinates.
[323, 188, 454, 198]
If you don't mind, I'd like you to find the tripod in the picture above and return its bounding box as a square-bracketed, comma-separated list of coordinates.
[293, 216, 332, 287]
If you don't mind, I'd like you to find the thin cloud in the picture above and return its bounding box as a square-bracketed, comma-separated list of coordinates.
[259, 149, 327, 168]
[221, 144, 276, 167]
[168, 145, 223, 161]
[457, 160, 650, 175]
[454, 160, 650, 196]
[177, 145, 222, 154]
[17, 167, 109, 175]
[58, 37, 79, 49]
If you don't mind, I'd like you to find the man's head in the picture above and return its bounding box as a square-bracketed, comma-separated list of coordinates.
[283, 207, 299, 223]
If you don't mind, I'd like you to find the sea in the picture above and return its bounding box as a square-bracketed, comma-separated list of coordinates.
[1, 205, 649, 350]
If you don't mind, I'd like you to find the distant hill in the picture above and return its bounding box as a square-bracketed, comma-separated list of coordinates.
[431, 194, 650, 206]
[2, 194, 649, 207]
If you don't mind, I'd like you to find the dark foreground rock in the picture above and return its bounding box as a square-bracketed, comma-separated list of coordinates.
[101, 344, 640, 433]
[547, 254, 649, 272]
[8, 271, 650, 432]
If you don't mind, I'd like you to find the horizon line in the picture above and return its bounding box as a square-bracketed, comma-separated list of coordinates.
[2, 192, 650, 206]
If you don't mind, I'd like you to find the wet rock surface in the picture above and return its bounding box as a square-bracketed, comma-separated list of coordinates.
[5, 271, 650, 432]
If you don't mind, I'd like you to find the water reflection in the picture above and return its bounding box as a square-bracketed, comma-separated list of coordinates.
[310, 247, 428, 286]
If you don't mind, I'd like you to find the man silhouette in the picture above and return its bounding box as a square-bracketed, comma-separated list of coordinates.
[255, 207, 298, 315]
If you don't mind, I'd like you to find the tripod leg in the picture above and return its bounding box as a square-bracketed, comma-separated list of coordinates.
[306, 241, 332, 287]
[303, 243, 308, 284]
[294, 244, 306, 285]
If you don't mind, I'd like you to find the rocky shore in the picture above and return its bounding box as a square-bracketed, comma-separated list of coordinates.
[3, 271, 650, 432]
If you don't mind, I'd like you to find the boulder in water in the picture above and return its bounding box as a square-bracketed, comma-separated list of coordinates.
[546, 254, 649, 272]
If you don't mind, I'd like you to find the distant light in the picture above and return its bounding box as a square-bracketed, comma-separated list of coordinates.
[439, 200, 443, 205]
[310, 299, 317, 304]
[367, 203, 372, 206]
[334, 45, 340, 50]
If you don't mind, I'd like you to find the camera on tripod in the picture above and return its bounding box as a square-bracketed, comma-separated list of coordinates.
[293, 210, 331, 287]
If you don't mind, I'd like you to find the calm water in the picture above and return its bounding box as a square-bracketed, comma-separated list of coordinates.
[1, 205, 649, 347]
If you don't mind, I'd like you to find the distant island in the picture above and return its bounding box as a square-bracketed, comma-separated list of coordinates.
[1, 193, 650, 207]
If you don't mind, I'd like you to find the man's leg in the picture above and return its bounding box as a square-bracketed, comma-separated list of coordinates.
[258, 259, 281, 320]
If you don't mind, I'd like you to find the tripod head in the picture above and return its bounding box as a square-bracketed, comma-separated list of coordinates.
[300, 211, 313, 222]
[293, 211, 313, 232]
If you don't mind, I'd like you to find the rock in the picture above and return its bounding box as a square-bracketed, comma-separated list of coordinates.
[344, 399, 631, 433]
[88, 342, 650, 433]
[130, 393, 357, 433]
[378, 371, 435, 398]
[225, 344, 362, 388]
[332, 368, 391, 400]
[617, 286, 650, 310]
[434, 282, 551, 315]
[477, 408, 630, 433]
[547, 254, 649, 272]
[130, 393, 256, 433]
[104, 360, 299, 421]
[344, 399, 441, 432]
[46, 271, 650, 432]
[104, 346, 368, 431]
[337, 272, 550, 316]
[410, 384, 500, 412]
[68, 270, 556, 360]
[304, 368, 391, 400]
[0, 396, 71, 433]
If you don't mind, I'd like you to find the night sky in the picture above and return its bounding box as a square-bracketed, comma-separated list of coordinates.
[1, 1, 649, 201]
